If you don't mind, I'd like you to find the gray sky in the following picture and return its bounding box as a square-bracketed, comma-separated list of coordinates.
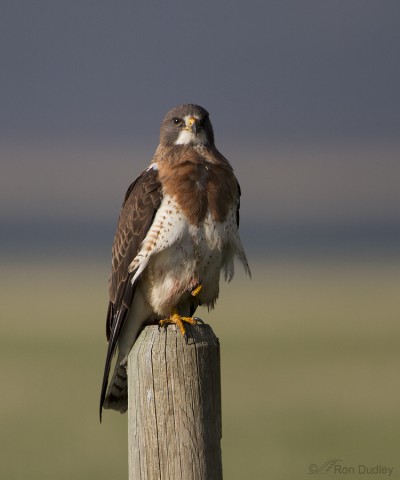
[1, 1, 400, 255]
[1, 1, 399, 142]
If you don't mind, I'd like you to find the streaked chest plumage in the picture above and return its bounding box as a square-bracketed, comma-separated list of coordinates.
[127, 152, 246, 316]
[131, 194, 238, 315]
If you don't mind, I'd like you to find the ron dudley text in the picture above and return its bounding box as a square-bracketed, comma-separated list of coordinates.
[334, 464, 393, 476]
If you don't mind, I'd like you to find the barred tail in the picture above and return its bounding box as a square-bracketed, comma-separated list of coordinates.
[103, 354, 128, 414]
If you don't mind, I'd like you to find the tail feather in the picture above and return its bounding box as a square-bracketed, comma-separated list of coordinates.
[103, 355, 128, 414]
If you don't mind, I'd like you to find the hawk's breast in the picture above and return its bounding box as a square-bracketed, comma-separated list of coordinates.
[131, 193, 238, 316]
[127, 154, 246, 316]
[157, 150, 238, 226]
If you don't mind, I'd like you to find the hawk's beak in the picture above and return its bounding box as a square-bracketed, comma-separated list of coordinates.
[186, 116, 198, 135]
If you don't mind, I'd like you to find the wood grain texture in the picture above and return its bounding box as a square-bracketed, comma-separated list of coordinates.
[128, 324, 222, 480]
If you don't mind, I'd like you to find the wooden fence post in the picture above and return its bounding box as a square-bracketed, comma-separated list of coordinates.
[127, 324, 223, 480]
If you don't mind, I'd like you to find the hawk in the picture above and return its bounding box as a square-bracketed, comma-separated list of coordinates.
[100, 104, 250, 418]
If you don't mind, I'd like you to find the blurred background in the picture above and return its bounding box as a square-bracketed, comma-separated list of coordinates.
[1, 1, 399, 479]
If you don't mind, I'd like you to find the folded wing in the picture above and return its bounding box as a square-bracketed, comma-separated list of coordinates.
[100, 165, 163, 419]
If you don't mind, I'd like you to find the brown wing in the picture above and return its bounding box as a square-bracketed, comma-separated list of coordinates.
[107, 166, 162, 337]
[100, 166, 162, 418]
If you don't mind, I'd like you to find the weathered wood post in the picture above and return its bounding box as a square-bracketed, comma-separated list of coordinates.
[127, 324, 222, 480]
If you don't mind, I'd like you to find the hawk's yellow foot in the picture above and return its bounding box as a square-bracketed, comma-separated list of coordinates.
[191, 284, 203, 297]
[159, 309, 198, 336]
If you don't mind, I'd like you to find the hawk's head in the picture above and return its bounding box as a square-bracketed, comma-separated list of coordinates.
[159, 104, 215, 147]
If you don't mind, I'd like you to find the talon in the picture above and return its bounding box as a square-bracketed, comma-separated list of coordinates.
[159, 309, 198, 336]
[158, 322, 166, 333]
[191, 284, 203, 297]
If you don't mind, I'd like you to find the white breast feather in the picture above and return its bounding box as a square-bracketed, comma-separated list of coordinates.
[128, 195, 250, 314]
[128, 195, 187, 282]
[174, 129, 208, 145]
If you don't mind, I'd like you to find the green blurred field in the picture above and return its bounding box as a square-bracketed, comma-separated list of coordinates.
[1, 253, 399, 479]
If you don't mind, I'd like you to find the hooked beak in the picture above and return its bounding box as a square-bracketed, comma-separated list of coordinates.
[185, 116, 198, 135]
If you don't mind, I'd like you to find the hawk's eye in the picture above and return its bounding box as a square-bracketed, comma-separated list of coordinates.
[172, 117, 182, 126]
